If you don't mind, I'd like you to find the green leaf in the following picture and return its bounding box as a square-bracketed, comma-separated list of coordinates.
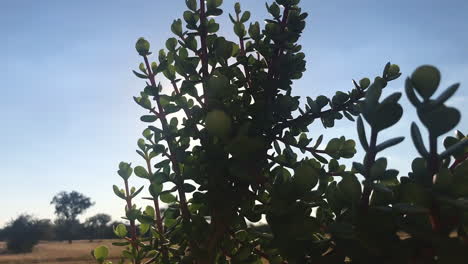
[313, 135, 323, 149]
[135, 37, 150, 56]
[267, 2, 280, 18]
[149, 183, 163, 197]
[118, 162, 133, 180]
[352, 162, 365, 175]
[185, 0, 197, 11]
[373, 101, 403, 131]
[240, 11, 251, 23]
[356, 116, 369, 151]
[171, 19, 183, 36]
[375, 137, 405, 152]
[338, 174, 362, 202]
[418, 104, 460, 137]
[139, 223, 150, 235]
[411, 123, 429, 157]
[440, 139, 468, 159]
[146, 250, 158, 258]
[145, 206, 155, 218]
[131, 186, 144, 198]
[234, 23, 246, 37]
[113, 185, 126, 199]
[207, 19, 219, 33]
[183, 183, 196, 193]
[433, 83, 460, 108]
[140, 115, 157, 123]
[325, 138, 341, 154]
[134, 96, 152, 110]
[359, 78, 370, 89]
[142, 128, 152, 140]
[405, 77, 421, 107]
[165, 38, 178, 51]
[234, 2, 241, 14]
[160, 192, 177, 203]
[113, 224, 128, 238]
[455, 130, 465, 139]
[248, 22, 261, 40]
[132, 70, 148, 79]
[93, 246, 109, 261]
[137, 138, 146, 151]
[370, 158, 387, 180]
[138, 63, 146, 73]
[134, 166, 149, 179]
[293, 164, 319, 193]
[207, 0, 223, 8]
[411, 65, 441, 100]
[365, 82, 382, 105]
[332, 91, 349, 105]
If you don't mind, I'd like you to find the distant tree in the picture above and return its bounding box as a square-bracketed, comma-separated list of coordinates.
[84, 214, 112, 241]
[0, 227, 5, 241]
[2, 214, 43, 253]
[53, 218, 79, 242]
[50, 191, 94, 243]
[34, 219, 55, 241]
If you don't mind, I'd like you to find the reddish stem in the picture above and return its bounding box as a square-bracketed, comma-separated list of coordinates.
[142, 55, 191, 224]
[450, 153, 468, 171]
[123, 179, 139, 254]
[144, 157, 168, 262]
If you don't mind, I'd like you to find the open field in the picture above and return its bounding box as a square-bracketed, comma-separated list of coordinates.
[0, 240, 270, 264]
[0, 240, 123, 264]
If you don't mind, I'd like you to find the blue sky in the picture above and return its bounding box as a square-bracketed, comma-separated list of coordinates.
[1, 0, 467, 227]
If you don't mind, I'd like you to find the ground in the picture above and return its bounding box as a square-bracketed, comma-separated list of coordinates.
[0, 240, 123, 264]
[0, 240, 270, 263]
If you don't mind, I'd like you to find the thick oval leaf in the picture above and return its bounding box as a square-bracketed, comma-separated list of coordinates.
[411, 65, 441, 100]
[93, 246, 109, 260]
[373, 102, 403, 131]
[411, 123, 429, 157]
[160, 192, 177, 203]
[141, 115, 158, 123]
[134, 166, 149, 179]
[418, 105, 460, 137]
[113, 224, 127, 238]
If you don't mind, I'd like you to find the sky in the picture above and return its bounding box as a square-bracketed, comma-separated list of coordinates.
[1, 0, 467, 227]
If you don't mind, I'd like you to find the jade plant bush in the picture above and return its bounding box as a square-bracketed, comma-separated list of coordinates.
[94, 0, 468, 263]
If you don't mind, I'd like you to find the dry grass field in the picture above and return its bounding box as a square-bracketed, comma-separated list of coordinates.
[0, 240, 270, 264]
[0, 240, 123, 264]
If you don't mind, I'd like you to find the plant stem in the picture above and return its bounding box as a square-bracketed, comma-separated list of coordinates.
[273, 89, 366, 134]
[143, 56, 191, 225]
[275, 137, 327, 155]
[360, 129, 378, 213]
[428, 133, 442, 233]
[144, 156, 168, 263]
[123, 179, 140, 263]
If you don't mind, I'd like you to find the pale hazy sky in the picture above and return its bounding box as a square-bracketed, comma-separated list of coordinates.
[1, 0, 467, 227]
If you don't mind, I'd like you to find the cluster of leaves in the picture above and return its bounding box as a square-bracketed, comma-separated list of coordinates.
[95, 0, 468, 263]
